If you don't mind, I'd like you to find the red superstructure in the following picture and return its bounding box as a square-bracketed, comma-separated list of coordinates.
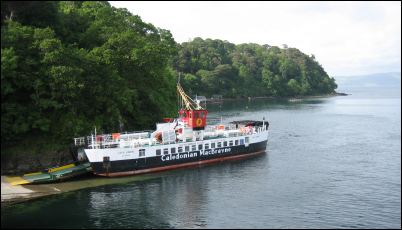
[179, 109, 208, 130]
[177, 83, 209, 130]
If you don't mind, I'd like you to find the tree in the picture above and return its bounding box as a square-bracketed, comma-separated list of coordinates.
[1, 1, 59, 28]
[176, 38, 337, 98]
[287, 79, 301, 96]
[1, 2, 178, 150]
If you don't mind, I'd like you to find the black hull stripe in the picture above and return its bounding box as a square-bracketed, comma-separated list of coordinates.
[97, 150, 266, 177]
[89, 140, 267, 177]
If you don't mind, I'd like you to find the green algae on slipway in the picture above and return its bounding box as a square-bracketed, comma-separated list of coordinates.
[1, 171, 170, 205]
[4, 163, 92, 186]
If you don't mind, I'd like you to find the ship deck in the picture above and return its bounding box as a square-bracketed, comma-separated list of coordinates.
[74, 123, 267, 150]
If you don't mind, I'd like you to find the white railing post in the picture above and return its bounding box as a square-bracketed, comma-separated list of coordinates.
[91, 134, 95, 149]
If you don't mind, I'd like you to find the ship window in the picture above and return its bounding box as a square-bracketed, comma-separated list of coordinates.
[223, 141, 227, 147]
[191, 145, 196, 151]
[171, 147, 176, 154]
[139, 149, 145, 157]
[205, 143, 209, 149]
[217, 142, 222, 148]
[178, 146, 183, 153]
[185, 146, 190, 152]
[198, 144, 203, 150]
[194, 112, 199, 118]
[156, 149, 161, 156]
[235, 140, 239, 145]
[229, 141, 233, 146]
[163, 148, 169, 155]
[240, 139, 244, 145]
[245, 137, 249, 143]
[211, 142, 215, 148]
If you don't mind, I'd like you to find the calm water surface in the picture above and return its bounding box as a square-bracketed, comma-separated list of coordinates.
[2, 86, 401, 228]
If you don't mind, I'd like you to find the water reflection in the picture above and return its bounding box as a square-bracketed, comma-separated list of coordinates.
[87, 168, 211, 228]
[85, 153, 268, 229]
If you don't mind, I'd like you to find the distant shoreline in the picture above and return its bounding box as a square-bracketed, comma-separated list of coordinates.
[204, 92, 349, 103]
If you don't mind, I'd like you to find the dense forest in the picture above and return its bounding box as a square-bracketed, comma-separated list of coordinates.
[174, 39, 337, 98]
[1, 1, 336, 155]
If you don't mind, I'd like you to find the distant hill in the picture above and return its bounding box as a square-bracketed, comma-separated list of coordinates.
[334, 72, 401, 88]
[176, 38, 337, 98]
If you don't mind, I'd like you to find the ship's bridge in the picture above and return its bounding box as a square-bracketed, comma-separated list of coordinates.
[177, 83, 208, 130]
[179, 109, 208, 130]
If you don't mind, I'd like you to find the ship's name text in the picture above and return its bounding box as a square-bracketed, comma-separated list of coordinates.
[161, 148, 232, 161]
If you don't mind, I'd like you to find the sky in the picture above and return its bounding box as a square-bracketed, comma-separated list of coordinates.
[109, 1, 401, 77]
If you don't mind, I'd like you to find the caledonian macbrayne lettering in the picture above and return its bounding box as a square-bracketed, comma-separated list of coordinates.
[161, 148, 232, 162]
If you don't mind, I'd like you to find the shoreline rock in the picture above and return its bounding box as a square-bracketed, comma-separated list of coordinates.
[1, 149, 74, 176]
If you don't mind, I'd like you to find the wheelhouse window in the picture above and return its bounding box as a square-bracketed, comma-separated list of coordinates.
[171, 147, 176, 154]
[211, 142, 215, 148]
[185, 146, 190, 152]
[178, 146, 183, 153]
[223, 141, 228, 147]
[205, 143, 209, 149]
[139, 149, 145, 157]
[240, 139, 244, 145]
[245, 137, 249, 143]
[229, 140, 233, 146]
[198, 144, 203, 150]
[163, 148, 169, 155]
[235, 140, 239, 145]
[217, 142, 222, 148]
[191, 145, 196, 151]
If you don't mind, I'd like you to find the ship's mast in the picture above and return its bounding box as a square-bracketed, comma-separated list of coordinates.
[177, 83, 204, 110]
[176, 78, 208, 131]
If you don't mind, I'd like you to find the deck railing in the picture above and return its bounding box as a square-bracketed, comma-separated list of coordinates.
[74, 124, 267, 149]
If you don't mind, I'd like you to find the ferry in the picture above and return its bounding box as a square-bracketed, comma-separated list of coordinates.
[73, 83, 269, 177]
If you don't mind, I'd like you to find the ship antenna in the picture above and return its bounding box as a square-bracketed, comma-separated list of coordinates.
[263, 116, 265, 130]
[177, 72, 183, 112]
[177, 72, 181, 84]
[177, 77, 204, 110]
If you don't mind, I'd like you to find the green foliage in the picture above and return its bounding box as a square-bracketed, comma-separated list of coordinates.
[1, 1, 177, 149]
[176, 38, 337, 98]
[1, 1, 59, 28]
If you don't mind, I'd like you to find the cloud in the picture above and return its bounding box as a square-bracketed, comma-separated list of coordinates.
[109, 1, 401, 76]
